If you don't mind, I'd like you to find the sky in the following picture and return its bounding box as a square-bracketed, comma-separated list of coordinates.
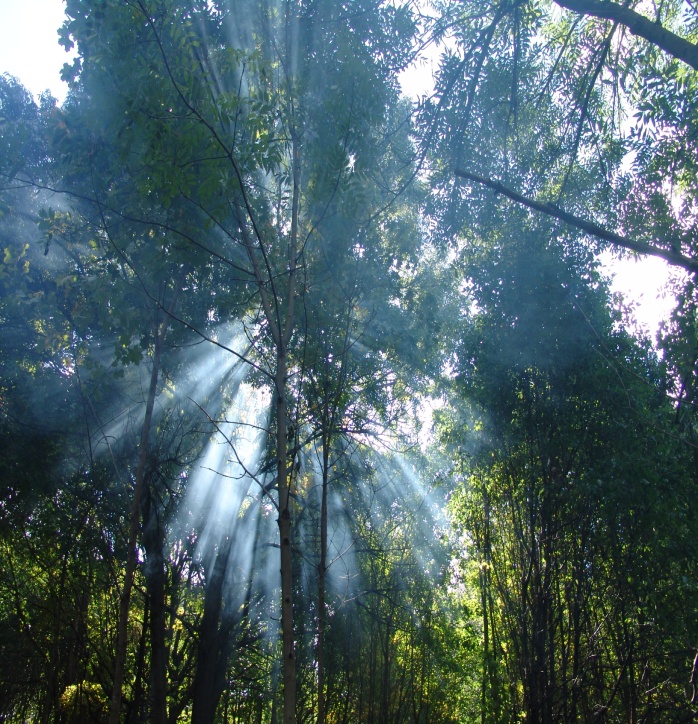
[0, 0, 74, 104]
[599, 251, 681, 340]
[0, 0, 679, 340]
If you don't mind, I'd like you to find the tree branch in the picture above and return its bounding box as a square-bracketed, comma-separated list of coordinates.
[554, 0, 698, 70]
[454, 168, 698, 274]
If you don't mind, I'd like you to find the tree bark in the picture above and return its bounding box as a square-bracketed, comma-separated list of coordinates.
[108, 315, 164, 724]
[277, 351, 297, 724]
[316, 433, 329, 724]
[109, 281, 181, 724]
[554, 0, 698, 70]
[127, 600, 149, 724]
[191, 533, 234, 724]
[454, 169, 698, 274]
[142, 485, 167, 724]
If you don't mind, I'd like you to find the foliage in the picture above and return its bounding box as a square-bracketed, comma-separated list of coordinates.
[2, 0, 698, 722]
[439, 214, 698, 721]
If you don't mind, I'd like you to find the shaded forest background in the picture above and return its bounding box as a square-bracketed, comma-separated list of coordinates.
[2, 0, 698, 722]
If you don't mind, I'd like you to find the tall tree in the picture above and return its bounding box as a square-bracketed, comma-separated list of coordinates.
[54, 1, 420, 721]
[439, 207, 698, 720]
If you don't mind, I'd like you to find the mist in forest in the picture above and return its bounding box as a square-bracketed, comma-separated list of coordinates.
[2, 0, 698, 723]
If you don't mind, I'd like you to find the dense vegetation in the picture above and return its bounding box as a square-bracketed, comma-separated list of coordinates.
[2, 0, 698, 721]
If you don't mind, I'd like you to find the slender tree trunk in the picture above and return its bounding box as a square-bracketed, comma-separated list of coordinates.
[191, 533, 234, 724]
[128, 601, 149, 724]
[277, 351, 297, 724]
[41, 561, 67, 724]
[380, 616, 391, 723]
[109, 318, 163, 724]
[109, 280, 181, 724]
[480, 493, 490, 724]
[278, 120, 301, 724]
[142, 486, 167, 724]
[233, 106, 300, 724]
[317, 433, 329, 724]
[149, 574, 167, 724]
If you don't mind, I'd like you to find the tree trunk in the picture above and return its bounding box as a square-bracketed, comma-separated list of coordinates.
[277, 351, 297, 724]
[109, 279, 182, 724]
[127, 601, 149, 724]
[142, 485, 168, 724]
[316, 433, 329, 724]
[480, 489, 490, 724]
[108, 316, 164, 724]
[233, 109, 300, 724]
[191, 533, 234, 724]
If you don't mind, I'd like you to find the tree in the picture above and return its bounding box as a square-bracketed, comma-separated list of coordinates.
[438, 205, 698, 720]
[52, 1, 421, 721]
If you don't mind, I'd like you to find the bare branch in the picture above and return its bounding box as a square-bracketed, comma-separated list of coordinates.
[555, 0, 698, 70]
[454, 168, 698, 274]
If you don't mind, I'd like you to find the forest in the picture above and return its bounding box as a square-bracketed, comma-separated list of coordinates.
[2, 0, 698, 722]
